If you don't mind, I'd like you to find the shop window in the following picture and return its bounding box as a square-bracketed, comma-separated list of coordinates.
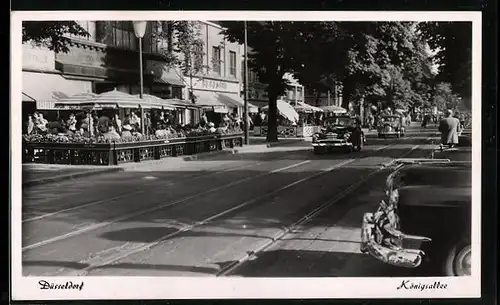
[229, 51, 237, 77]
[212, 46, 221, 75]
[172, 87, 183, 100]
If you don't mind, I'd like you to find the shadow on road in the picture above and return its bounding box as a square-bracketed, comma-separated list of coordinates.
[220, 249, 442, 277]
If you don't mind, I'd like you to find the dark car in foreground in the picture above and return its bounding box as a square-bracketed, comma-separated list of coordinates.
[312, 116, 365, 154]
[360, 145, 472, 276]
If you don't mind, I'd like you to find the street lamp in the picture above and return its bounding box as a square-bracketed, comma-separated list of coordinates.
[132, 21, 147, 134]
[243, 21, 249, 145]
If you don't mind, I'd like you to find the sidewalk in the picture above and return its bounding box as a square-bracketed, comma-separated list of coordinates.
[21, 137, 303, 186]
[22, 164, 124, 187]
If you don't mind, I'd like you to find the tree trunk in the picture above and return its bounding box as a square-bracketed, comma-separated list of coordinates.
[341, 80, 353, 110]
[266, 93, 278, 142]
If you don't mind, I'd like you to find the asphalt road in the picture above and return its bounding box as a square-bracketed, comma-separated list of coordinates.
[22, 125, 458, 277]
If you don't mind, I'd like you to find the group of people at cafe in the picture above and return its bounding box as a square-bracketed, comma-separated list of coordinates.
[23, 108, 248, 141]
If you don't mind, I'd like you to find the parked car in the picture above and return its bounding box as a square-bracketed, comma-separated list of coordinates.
[378, 115, 405, 138]
[360, 148, 472, 276]
[312, 116, 365, 154]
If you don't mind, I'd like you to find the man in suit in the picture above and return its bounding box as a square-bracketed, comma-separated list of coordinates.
[438, 109, 461, 149]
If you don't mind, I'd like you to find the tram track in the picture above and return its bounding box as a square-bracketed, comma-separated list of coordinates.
[217, 135, 440, 276]
[22, 150, 308, 223]
[23, 132, 438, 276]
[75, 134, 437, 277]
[36, 139, 418, 276]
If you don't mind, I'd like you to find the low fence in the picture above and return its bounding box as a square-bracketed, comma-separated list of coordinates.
[253, 125, 321, 138]
[23, 133, 244, 166]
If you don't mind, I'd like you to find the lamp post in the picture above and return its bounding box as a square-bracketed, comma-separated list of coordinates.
[243, 20, 249, 145]
[132, 21, 147, 134]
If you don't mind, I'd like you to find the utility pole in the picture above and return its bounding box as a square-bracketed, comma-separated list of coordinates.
[243, 21, 249, 145]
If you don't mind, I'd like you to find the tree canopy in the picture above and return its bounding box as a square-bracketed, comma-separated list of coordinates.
[22, 21, 90, 53]
[220, 20, 457, 139]
[418, 22, 472, 99]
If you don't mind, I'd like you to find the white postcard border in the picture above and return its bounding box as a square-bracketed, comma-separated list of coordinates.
[11, 10, 482, 300]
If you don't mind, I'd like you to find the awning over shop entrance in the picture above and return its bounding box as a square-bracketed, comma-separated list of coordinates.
[193, 90, 229, 113]
[22, 71, 93, 110]
[216, 93, 259, 113]
[262, 100, 299, 123]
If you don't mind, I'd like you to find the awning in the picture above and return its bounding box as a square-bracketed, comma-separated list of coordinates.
[164, 99, 202, 110]
[134, 94, 176, 110]
[23, 71, 93, 110]
[216, 93, 259, 113]
[55, 89, 154, 110]
[262, 100, 299, 123]
[292, 101, 324, 113]
[22, 92, 36, 102]
[193, 90, 229, 113]
[319, 105, 347, 114]
[153, 76, 185, 87]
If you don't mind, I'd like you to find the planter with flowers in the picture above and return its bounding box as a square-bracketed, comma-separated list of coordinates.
[22, 127, 244, 165]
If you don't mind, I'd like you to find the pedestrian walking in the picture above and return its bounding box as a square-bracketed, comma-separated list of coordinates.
[438, 109, 461, 149]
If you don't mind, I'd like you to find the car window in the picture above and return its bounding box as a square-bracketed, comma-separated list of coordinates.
[324, 117, 353, 127]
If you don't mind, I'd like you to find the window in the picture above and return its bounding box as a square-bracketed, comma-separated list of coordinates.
[96, 21, 137, 51]
[69, 21, 95, 41]
[229, 51, 236, 77]
[194, 45, 204, 70]
[212, 46, 221, 75]
[147, 21, 173, 55]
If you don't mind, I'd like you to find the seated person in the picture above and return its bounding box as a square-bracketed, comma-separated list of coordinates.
[121, 124, 134, 138]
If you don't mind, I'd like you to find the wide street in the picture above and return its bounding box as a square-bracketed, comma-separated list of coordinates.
[22, 124, 454, 277]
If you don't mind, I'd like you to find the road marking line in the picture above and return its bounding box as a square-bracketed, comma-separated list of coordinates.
[22, 153, 304, 223]
[23, 139, 407, 271]
[216, 143, 428, 276]
[22, 191, 145, 223]
[61, 159, 354, 276]
[22, 159, 313, 252]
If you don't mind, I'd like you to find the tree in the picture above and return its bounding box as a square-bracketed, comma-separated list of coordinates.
[154, 21, 211, 103]
[22, 21, 89, 53]
[220, 21, 301, 142]
[292, 22, 430, 116]
[432, 82, 462, 111]
[418, 22, 472, 102]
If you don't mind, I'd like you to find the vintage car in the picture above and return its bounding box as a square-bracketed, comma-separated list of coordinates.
[312, 116, 365, 154]
[377, 115, 405, 138]
[360, 147, 472, 276]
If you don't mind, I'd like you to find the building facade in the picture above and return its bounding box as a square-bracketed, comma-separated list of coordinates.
[22, 20, 250, 124]
[22, 21, 187, 114]
[186, 21, 244, 116]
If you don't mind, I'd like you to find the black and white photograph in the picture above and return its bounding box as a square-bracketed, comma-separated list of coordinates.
[11, 11, 481, 300]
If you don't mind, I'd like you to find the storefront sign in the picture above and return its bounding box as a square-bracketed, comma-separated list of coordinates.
[22, 44, 55, 71]
[190, 76, 239, 94]
[56, 46, 106, 68]
[201, 79, 228, 91]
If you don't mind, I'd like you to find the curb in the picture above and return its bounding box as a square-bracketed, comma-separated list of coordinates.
[265, 138, 306, 148]
[181, 149, 238, 161]
[23, 167, 124, 187]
